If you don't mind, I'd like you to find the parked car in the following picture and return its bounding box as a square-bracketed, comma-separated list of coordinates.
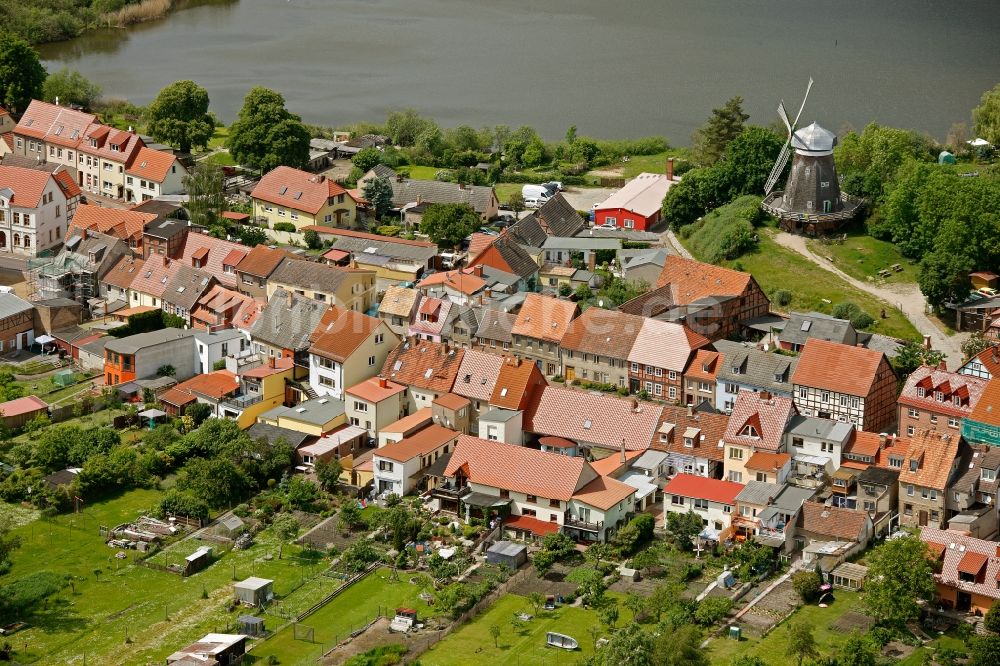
[595, 221, 617, 229]
[521, 184, 553, 201]
[524, 197, 547, 209]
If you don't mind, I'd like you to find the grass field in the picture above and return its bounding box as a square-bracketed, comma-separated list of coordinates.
[248, 567, 437, 665]
[706, 591, 864, 664]
[805, 228, 920, 285]
[207, 125, 229, 150]
[205, 151, 237, 167]
[421, 593, 632, 666]
[3, 489, 330, 665]
[684, 228, 920, 341]
[397, 165, 442, 180]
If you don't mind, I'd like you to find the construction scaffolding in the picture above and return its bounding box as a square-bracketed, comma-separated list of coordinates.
[23, 232, 125, 310]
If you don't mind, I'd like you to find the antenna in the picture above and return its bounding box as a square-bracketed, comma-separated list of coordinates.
[764, 77, 814, 195]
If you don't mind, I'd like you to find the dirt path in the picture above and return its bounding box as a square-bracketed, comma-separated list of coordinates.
[772, 232, 967, 367]
[662, 228, 693, 259]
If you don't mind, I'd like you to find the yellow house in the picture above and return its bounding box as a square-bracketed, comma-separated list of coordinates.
[221, 357, 296, 429]
[257, 396, 346, 437]
[265, 259, 376, 313]
[250, 166, 357, 231]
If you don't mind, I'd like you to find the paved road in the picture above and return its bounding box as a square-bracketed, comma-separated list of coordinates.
[772, 232, 968, 367]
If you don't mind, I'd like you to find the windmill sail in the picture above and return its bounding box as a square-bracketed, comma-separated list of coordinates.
[764, 79, 814, 195]
[764, 143, 790, 195]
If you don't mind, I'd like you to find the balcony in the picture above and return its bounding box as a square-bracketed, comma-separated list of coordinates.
[564, 513, 604, 532]
[432, 482, 471, 500]
[221, 393, 262, 410]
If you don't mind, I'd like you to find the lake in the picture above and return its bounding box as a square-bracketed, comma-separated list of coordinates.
[38, 0, 1000, 143]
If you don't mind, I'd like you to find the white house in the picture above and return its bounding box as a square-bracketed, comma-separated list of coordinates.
[125, 147, 187, 203]
[372, 424, 459, 496]
[0, 165, 80, 256]
[344, 376, 407, 440]
[193, 328, 250, 375]
[307, 307, 397, 400]
[663, 473, 744, 535]
[784, 414, 854, 475]
[478, 408, 523, 445]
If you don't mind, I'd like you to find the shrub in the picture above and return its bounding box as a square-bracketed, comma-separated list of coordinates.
[694, 597, 733, 626]
[792, 570, 823, 603]
[273, 222, 296, 233]
[377, 225, 402, 237]
[851, 311, 875, 330]
[684, 195, 760, 263]
[303, 229, 321, 249]
[774, 289, 792, 306]
[212, 359, 228, 371]
[832, 301, 861, 320]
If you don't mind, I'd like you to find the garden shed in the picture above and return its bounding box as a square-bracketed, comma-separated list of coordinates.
[234, 577, 274, 607]
[830, 562, 868, 590]
[485, 541, 527, 569]
[237, 615, 265, 636]
[184, 545, 213, 576]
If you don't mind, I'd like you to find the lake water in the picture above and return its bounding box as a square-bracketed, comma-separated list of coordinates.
[38, 0, 1000, 143]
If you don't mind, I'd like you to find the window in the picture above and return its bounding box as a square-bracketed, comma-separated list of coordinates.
[644, 381, 653, 393]
[375, 333, 384, 344]
[948, 417, 959, 428]
[798, 387, 808, 399]
[655, 384, 663, 396]
[378, 460, 394, 472]
[55, 205, 60, 218]
[907, 408, 919, 418]
[353, 401, 368, 412]
[725, 383, 739, 394]
[917, 387, 925, 398]
[929, 414, 938, 424]
[549, 498, 559, 508]
[723, 505, 732, 513]
[904, 503, 913, 517]
[368, 355, 376, 366]
[692, 498, 708, 510]
[821, 391, 831, 403]
[526, 494, 537, 503]
[668, 386, 676, 399]
[983, 468, 997, 482]
[630, 362, 638, 372]
[756, 472, 768, 482]
[624, 219, 634, 229]
[792, 437, 804, 448]
[671, 495, 684, 506]
[668, 370, 676, 380]
[906, 425, 914, 436]
[500, 489, 509, 499]
[906, 484, 913, 496]
[728, 447, 743, 460]
[740, 425, 759, 437]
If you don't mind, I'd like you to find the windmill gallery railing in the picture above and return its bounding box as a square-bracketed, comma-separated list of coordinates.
[761, 191, 864, 223]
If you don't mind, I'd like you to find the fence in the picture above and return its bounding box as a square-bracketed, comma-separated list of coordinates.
[598, 177, 626, 188]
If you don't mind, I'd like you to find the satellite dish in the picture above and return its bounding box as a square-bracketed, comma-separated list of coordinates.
[764, 78, 814, 195]
[763, 343, 769, 351]
[598, 299, 604, 308]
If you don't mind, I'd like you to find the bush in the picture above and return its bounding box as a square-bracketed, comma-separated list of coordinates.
[694, 597, 733, 626]
[684, 195, 761, 263]
[376, 225, 402, 237]
[792, 570, 823, 603]
[774, 289, 792, 307]
[273, 222, 297, 233]
[303, 229, 321, 250]
[832, 301, 861, 320]
[212, 359, 228, 371]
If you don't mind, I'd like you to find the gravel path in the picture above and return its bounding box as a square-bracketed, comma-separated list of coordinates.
[772, 232, 968, 367]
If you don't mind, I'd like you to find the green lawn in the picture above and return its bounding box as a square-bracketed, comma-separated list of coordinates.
[707, 591, 864, 664]
[205, 151, 236, 167]
[685, 229, 920, 341]
[15, 373, 99, 406]
[898, 631, 969, 665]
[422, 593, 632, 666]
[248, 567, 437, 665]
[4, 489, 328, 665]
[805, 229, 920, 285]
[207, 125, 230, 150]
[397, 165, 442, 180]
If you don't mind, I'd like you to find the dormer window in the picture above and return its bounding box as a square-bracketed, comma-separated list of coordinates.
[909, 458, 919, 472]
[741, 425, 759, 438]
[953, 395, 962, 407]
[684, 437, 694, 448]
[731, 366, 741, 375]
[110, 143, 119, 152]
[888, 456, 903, 469]
[983, 468, 997, 482]
[916, 387, 925, 398]
[935, 391, 944, 402]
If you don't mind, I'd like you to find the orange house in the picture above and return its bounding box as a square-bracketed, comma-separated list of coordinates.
[104, 348, 136, 386]
[922, 527, 1000, 615]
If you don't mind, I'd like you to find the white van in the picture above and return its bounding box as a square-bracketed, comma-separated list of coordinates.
[521, 184, 552, 201]
[523, 197, 547, 209]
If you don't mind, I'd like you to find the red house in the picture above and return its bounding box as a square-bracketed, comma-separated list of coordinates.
[593, 172, 673, 231]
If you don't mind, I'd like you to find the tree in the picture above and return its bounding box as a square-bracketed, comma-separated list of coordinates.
[234, 225, 267, 248]
[730, 658, 769, 666]
[489, 623, 501, 648]
[574, 283, 593, 301]
[835, 123, 936, 203]
[694, 597, 733, 626]
[272, 513, 299, 559]
[41, 68, 101, 110]
[792, 570, 823, 603]
[863, 533, 934, 626]
[665, 510, 703, 550]
[352, 147, 381, 173]
[969, 634, 1000, 666]
[599, 602, 620, 630]
[585, 542, 614, 568]
[891, 341, 946, 381]
[303, 229, 322, 250]
[566, 566, 607, 607]
[0, 33, 45, 115]
[314, 458, 342, 491]
[962, 332, 993, 363]
[558, 282, 572, 297]
[0, 513, 21, 575]
[176, 457, 250, 509]
[785, 620, 818, 666]
[838, 631, 879, 666]
[693, 96, 749, 165]
[527, 592, 545, 615]
[919, 249, 974, 310]
[653, 624, 709, 666]
[507, 192, 525, 217]
[157, 364, 176, 377]
[386, 108, 436, 146]
[338, 500, 362, 533]
[363, 176, 394, 220]
[419, 203, 479, 249]
[591, 624, 655, 666]
[227, 87, 310, 171]
[285, 476, 320, 510]
[973, 83, 1000, 146]
[147, 80, 214, 153]
[183, 162, 225, 230]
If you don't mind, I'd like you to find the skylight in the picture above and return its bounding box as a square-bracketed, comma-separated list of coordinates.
[801, 321, 812, 332]
[177, 286, 185, 292]
[583, 419, 592, 429]
[500, 388, 508, 397]
[424, 368, 433, 378]
[140, 161, 147, 168]
[294, 191, 302, 200]
[279, 186, 288, 195]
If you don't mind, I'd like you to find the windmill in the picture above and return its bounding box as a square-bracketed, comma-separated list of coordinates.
[764, 78, 814, 195]
[760, 79, 864, 235]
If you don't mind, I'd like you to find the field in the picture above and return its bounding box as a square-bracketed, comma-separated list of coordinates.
[248, 567, 437, 665]
[805, 228, 920, 285]
[207, 125, 230, 150]
[421, 593, 632, 666]
[397, 165, 442, 180]
[2, 489, 331, 665]
[706, 591, 865, 664]
[683, 228, 920, 341]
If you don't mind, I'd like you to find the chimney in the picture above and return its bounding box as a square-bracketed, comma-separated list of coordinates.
[667, 157, 674, 181]
[484, 288, 492, 299]
[378, 377, 388, 388]
[878, 432, 887, 449]
[620, 438, 626, 465]
[938, 360, 948, 371]
[396, 174, 404, 183]
[759, 390, 771, 401]
[81, 228, 88, 241]
[286, 291, 293, 307]
[923, 334, 932, 350]
[267, 356, 275, 369]
[686, 404, 693, 417]
[442, 341, 449, 356]
[587, 252, 597, 272]
[162, 256, 170, 267]
[473, 265, 484, 278]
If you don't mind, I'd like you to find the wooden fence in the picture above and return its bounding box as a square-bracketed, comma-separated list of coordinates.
[598, 177, 626, 188]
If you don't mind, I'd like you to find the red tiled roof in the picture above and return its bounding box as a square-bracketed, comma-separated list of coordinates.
[467, 232, 496, 259]
[967, 347, 1000, 379]
[222, 248, 248, 269]
[511, 293, 577, 343]
[745, 451, 790, 472]
[235, 245, 290, 278]
[663, 473, 743, 504]
[102, 255, 144, 290]
[792, 338, 890, 397]
[653, 405, 730, 462]
[159, 387, 196, 407]
[0, 165, 57, 207]
[573, 475, 635, 511]
[242, 356, 293, 378]
[898, 366, 987, 418]
[799, 501, 868, 541]
[0, 395, 48, 417]
[561, 308, 643, 361]
[177, 233, 246, 289]
[15, 100, 95, 145]
[381, 407, 434, 435]
[969, 378, 1000, 427]
[845, 430, 883, 458]
[381, 339, 465, 392]
[375, 423, 458, 462]
[52, 169, 81, 199]
[162, 371, 239, 404]
[452, 349, 504, 402]
[433, 393, 470, 411]
[221, 211, 249, 221]
[921, 527, 1000, 602]
[346, 376, 407, 403]
[724, 390, 796, 452]
[70, 204, 155, 245]
[417, 268, 486, 295]
[524, 385, 662, 451]
[128, 255, 180, 299]
[125, 147, 179, 183]
[655, 255, 752, 304]
[308, 305, 384, 363]
[503, 514, 560, 536]
[445, 435, 591, 501]
[491, 356, 544, 410]
[958, 551, 989, 577]
[685, 350, 723, 382]
[898, 430, 960, 491]
[628, 317, 711, 372]
[251, 166, 348, 215]
[589, 449, 643, 476]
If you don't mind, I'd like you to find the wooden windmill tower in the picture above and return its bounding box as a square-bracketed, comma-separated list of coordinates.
[761, 79, 863, 235]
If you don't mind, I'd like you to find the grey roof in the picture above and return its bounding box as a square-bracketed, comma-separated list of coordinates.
[134, 376, 177, 391]
[104, 328, 196, 354]
[270, 259, 354, 293]
[736, 480, 781, 506]
[480, 407, 520, 422]
[779, 312, 858, 348]
[632, 449, 668, 471]
[309, 138, 341, 152]
[479, 265, 521, 290]
[452, 305, 481, 333]
[474, 308, 517, 344]
[792, 122, 837, 153]
[714, 340, 799, 394]
[857, 465, 899, 488]
[192, 328, 247, 345]
[423, 451, 453, 478]
[246, 422, 313, 449]
[36, 298, 82, 308]
[391, 179, 495, 214]
[861, 333, 904, 359]
[483, 235, 538, 279]
[507, 194, 586, 246]
[249, 288, 328, 351]
[771, 485, 815, 511]
[620, 248, 669, 270]
[367, 164, 397, 180]
[163, 265, 213, 311]
[541, 236, 621, 251]
[261, 397, 345, 426]
[506, 214, 549, 247]
[0, 292, 33, 320]
[574, 227, 660, 242]
[786, 415, 855, 442]
[330, 235, 437, 264]
[144, 217, 189, 240]
[487, 540, 527, 557]
[79, 337, 109, 356]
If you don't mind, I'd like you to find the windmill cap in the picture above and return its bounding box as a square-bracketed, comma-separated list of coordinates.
[791, 122, 837, 154]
